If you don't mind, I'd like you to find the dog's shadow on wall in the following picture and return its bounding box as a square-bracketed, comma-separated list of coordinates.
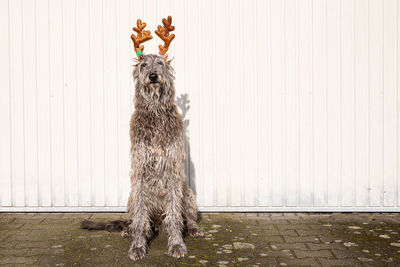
[176, 94, 196, 197]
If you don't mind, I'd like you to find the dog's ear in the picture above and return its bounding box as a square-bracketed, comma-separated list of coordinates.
[133, 58, 141, 66]
[132, 63, 140, 80]
[165, 56, 174, 64]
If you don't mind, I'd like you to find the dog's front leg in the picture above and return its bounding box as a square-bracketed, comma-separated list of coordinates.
[127, 179, 151, 260]
[183, 183, 204, 237]
[163, 184, 187, 258]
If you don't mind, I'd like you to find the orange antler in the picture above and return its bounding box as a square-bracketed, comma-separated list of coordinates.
[155, 16, 175, 56]
[131, 19, 153, 55]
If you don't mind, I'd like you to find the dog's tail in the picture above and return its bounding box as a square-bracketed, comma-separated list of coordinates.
[80, 219, 131, 232]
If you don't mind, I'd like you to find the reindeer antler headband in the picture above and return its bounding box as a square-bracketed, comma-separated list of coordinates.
[131, 16, 175, 61]
[131, 19, 153, 60]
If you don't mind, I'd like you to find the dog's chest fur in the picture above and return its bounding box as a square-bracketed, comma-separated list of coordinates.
[131, 106, 183, 151]
[129, 105, 184, 194]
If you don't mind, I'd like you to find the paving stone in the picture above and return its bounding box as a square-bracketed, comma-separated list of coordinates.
[276, 229, 298, 237]
[254, 235, 285, 244]
[0, 223, 24, 230]
[0, 217, 16, 224]
[284, 236, 321, 243]
[318, 258, 363, 267]
[257, 257, 279, 266]
[318, 235, 345, 243]
[258, 249, 294, 258]
[306, 242, 347, 251]
[270, 242, 308, 250]
[12, 218, 45, 225]
[277, 257, 320, 266]
[276, 224, 311, 231]
[296, 229, 332, 236]
[294, 249, 333, 259]
[0, 248, 64, 257]
[330, 249, 364, 259]
[0, 256, 36, 265]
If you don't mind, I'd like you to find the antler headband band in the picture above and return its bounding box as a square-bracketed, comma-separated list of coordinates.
[131, 16, 175, 61]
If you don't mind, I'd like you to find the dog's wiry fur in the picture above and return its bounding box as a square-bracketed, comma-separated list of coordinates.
[80, 54, 203, 260]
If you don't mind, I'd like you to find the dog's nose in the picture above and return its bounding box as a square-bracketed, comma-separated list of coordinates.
[149, 73, 158, 82]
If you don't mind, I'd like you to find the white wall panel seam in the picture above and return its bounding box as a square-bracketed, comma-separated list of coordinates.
[22, 0, 27, 207]
[9, 0, 13, 207]
[255, 0, 259, 207]
[353, 0, 356, 207]
[282, 0, 286, 207]
[382, 0, 385, 207]
[240, 0, 244, 207]
[296, 0, 300, 207]
[268, 0, 273, 208]
[339, 0, 342, 207]
[310, 0, 314, 207]
[367, 0, 371, 207]
[397, 0, 399, 207]
[212, 0, 217, 208]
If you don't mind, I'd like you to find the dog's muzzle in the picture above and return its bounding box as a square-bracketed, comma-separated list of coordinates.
[149, 73, 158, 83]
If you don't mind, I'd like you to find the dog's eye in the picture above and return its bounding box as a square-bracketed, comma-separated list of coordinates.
[141, 63, 147, 67]
[158, 61, 163, 65]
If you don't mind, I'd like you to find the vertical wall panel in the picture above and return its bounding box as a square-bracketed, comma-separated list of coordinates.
[183, 0, 200, 202]
[355, 0, 370, 207]
[397, 0, 400, 207]
[340, 0, 355, 206]
[200, 0, 215, 207]
[243, 0, 257, 207]
[270, 0, 284, 207]
[63, 0, 79, 207]
[117, 0, 131, 207]
[10, 0, 26, 207]
[49, 0, 66, 207]
[312, 0, 328, 207]
[326, 0, 341, 207]
[36, 0, 52, 207]
[298, 0, 313, 206]
[22, 0, 39, 207]
[284, 0, 298, 207]
[89, 0, 105, 206]
[0, 0, 12, 206]
[1, 0, 400, 211]
[173, 0, 188, 186]
[369, 0, 384, 207]
[214, 0, 229, 207]
[256, 0, 271, 207]
[103, 0, 119, 207]
[228, 0, 243, 207]
[383, 0, 397, 207]
[76, 0, 92, 207]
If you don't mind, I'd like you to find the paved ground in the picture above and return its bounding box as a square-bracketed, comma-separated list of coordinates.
[1, 213, 400, 266]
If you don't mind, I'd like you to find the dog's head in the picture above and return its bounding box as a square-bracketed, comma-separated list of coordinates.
[134, 54, 174, 87]
[131, 17, 176, 104]
[133, 54, 175, 102]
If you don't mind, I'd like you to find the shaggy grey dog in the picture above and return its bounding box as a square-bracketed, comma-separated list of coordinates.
[126, 54, 203, 260]
[81, 54, 203, 260]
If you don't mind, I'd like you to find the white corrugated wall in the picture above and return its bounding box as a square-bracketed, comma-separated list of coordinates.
[0, 0, 399, 212]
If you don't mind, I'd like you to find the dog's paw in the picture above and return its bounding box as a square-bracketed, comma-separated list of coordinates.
[128, 246, 146, 260]
[168, 243, 187, 258]
[188, 228, 204, 238]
